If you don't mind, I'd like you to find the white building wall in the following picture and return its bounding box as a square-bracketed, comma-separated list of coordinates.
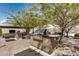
[2, 28, 26, 34]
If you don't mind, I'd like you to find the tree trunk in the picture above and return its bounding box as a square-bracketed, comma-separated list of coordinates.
[26, 28, 30, 34]
[59, 29, 64, 44]
[25, 27, 31, 39]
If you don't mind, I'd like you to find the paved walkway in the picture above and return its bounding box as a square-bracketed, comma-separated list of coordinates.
[0, 39, 30, 56]
[0, 37, 53, 56]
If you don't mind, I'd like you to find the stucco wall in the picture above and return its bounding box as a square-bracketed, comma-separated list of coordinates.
[2, 28, 26, 34]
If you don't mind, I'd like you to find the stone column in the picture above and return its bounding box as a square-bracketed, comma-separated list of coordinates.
[15, 31, 20, 40]
[0, 37, 6, 48]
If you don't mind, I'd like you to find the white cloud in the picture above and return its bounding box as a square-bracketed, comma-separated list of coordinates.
[0, 19, 8, 24]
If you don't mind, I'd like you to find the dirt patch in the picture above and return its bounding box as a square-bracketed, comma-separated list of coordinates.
[14, 48, 43, 56]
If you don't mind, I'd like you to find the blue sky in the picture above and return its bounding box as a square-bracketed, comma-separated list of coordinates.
[0, 3, 29, 23]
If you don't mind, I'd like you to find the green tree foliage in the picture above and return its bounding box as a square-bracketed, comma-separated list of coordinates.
[6, 3, 79, 44]
[32, 3, 79, 43]
[7, 10, 47, 27]
[50, 4, 79, 43]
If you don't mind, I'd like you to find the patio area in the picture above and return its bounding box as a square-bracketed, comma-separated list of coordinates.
[0, 37, 51, 56]
[0, 39, 30, 56]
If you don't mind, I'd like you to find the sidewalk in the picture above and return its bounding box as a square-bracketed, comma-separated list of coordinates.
[0, 39, 30, 56]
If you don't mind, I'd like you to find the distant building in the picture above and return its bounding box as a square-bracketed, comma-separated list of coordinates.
[0, 24, 26, 34]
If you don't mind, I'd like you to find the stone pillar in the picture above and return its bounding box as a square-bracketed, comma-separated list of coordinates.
[0, 38, 6, 48]
[15, 31, 20, 40]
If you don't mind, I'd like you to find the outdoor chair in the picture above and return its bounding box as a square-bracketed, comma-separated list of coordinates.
[32, 28, 46, 42]
[3, 33, 16, 41]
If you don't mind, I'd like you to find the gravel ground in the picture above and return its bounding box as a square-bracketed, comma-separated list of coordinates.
[51, 37, 79, 56]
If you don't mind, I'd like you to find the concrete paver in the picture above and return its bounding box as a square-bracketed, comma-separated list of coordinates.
[0, 39, 30, 56]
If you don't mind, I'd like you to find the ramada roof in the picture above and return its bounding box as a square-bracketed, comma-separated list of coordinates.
[0, 24, 32, 29]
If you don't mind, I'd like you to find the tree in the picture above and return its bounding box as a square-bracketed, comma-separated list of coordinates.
[6, 10, 47, 34]
[30, 3, 79, 44]
[6, 10, 24, 27]
[6, 9, 47, 41]
[6, 4, 79, 52]
[65, 20, 79, 38]
[51, 4, 79, 43]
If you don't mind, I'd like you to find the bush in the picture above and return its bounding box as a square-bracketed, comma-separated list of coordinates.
[0, 28, 2, 36]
